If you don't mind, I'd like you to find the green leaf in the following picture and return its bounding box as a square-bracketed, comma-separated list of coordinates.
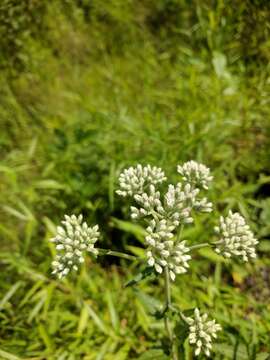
[0, 349, 21, 360]
[38, 323, 53, 351]
[0, 281, 23, 310]
[181, 308, 196, 318]
[84, 301, 109, 335]
[110, 218, 145, 243]
[106, 290, 119, 332]
[175, 319, 189, 347]
[2, 206, 27, 221]
[77, 303, 89, 336]
[135, 289, 162, 314]
[114, 343, 130, 360]
[212, 51, 227, 78]
[27, 296, 45, 323]
[34, 179, 67, 190]
[213, 343, 248, 360]
[124, 267, 154, 287]
[198, 247, 226, 263]
[108, 161, 116, 211]
[137, 349, 169, 360]
[256, 353, 270, 360]
[126, 245, 145, 258]
[258, 240, 270, 252]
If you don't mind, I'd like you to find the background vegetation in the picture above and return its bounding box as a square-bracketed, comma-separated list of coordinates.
[0, 0, 270, 359]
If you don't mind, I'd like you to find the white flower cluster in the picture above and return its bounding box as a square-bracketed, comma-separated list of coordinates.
[131, 184, 163, 218]
[131, 182, 212, 223]
[146, 219, 191, 280]
[177, 160, 213, 190]
[130, 183, 193, 223]
[164, 183, 212, 219]
[215, 211, 258, 261]
[50, 214, 99, 278]
[186, 308, 222, 357]
[164, 183, 197, 224]
[117, 162, 213, 280]
[116, 164, 166, 197]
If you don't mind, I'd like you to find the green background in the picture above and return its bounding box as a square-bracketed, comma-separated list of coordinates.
[0, 0, 270, 359]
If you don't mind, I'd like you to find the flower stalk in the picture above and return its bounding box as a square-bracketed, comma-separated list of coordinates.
[164, 266, 178, 360]
[97, 248, 136, 261]
[189, 243, 212, 251]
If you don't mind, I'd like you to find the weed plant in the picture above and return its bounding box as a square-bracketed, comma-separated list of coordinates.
[0, 1, 270, 359]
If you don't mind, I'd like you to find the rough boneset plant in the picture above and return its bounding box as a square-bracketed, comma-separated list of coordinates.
[49, 161, 258, 359]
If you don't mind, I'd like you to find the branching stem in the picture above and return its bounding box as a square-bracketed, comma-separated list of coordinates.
[97, 249, 136, 261]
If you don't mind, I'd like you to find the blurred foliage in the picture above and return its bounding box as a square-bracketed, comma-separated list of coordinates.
[0, 0, 270, 358]
[1, 0, 270, 72]
[0, 0, 48, 72]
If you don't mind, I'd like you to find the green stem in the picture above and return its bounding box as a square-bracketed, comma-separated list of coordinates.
[97, 249, 136, 261]
[151, 209, 163, 221]
[189, 243, 212, 251]
[164, 267, 178, 360]
[164, 266, 171, 311]
[179, 311, 189, 324]
[177, 224, 184, 243]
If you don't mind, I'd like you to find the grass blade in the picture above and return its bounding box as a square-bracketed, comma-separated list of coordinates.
[0, 281, 22, 310]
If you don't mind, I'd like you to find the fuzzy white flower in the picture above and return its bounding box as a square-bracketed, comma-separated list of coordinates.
[186, 308, 221, 357]
[116, 164, 166, 197]
[177, 161, 213, 190]
[50, 214, 99, 278]
[145, 219, 191, 280]
[215, 211, 258, 261]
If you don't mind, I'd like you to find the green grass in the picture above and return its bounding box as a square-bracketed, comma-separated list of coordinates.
[0, 1, 270, 359]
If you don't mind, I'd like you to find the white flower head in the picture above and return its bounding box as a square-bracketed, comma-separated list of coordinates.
[131, 184, 163, 218]
[164, 183, 199, 225]
[116, 164, 166, 197]
[50, 214, 99, 278]
[186, 308, 221, 357]
[177, 161, 213, 190]
[145, 219, 191, 280]
[215, 211, 258, 261]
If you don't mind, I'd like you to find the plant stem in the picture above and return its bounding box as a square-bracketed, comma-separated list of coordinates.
[189, 243, 211, 251]
[164, 267, 178, 360]
[97, 249, 136, 261]
[177, 224, 184, 242]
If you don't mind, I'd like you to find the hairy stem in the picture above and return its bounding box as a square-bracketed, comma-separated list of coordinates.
[164, 267, 178, 360]
[97, 249, 136, 261]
